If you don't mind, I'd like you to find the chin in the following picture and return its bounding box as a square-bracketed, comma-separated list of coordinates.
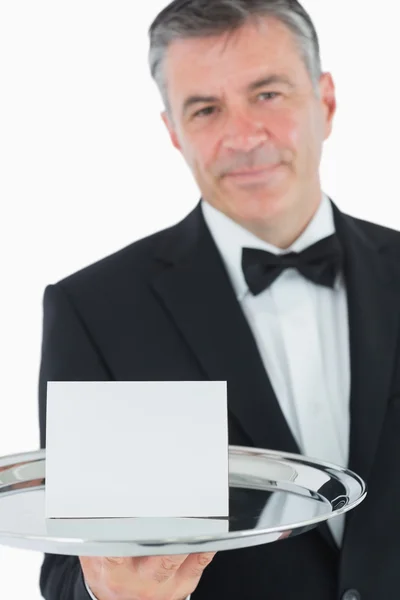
[227, 191, 291, 225]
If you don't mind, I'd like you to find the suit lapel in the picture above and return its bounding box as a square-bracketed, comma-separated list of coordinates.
[333, 202, 400, 485]
[151, 202, 299, 455]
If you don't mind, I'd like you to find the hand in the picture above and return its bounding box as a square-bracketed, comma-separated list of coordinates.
[80, 552, 216, 600]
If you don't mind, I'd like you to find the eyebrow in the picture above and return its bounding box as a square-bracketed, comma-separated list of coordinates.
[181, 74, 294, 116]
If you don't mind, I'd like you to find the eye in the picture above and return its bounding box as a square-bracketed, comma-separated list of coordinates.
[192, 106, 216, 119]
[258, 91, 280, 101]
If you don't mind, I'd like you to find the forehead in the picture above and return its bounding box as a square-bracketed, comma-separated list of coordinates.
[164, 17, 306, 97]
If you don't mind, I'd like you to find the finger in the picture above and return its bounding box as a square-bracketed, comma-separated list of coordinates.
[98, 556, 139, 598]
[177, 552, 217, 582]
[137, 554, 190, 584]
[103, 556, 131, 566]
[101, 556, 134, 579]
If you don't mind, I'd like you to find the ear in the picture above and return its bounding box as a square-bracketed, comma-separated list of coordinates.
[318, 72, 336, 140]
[161, 110, 182, 151]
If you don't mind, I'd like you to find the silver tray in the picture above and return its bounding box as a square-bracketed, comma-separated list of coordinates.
[0, 446, 366, 556]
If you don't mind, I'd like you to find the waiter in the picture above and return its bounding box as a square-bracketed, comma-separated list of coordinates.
[39, 1, 400, 599]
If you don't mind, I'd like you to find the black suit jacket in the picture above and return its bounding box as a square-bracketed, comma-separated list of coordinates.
[38, 199, 400, 600]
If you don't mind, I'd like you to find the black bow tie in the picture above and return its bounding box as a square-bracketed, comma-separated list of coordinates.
[241, 234, 344, 295]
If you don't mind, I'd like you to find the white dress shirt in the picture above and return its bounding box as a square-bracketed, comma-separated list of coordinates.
[85, 192, 350, 598]
[202, 192, 351, 547]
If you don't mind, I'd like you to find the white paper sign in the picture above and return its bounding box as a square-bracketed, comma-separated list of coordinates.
[45, 381, 229, 519]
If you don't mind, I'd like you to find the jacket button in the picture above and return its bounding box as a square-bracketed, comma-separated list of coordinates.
[342, 590, 361, 600]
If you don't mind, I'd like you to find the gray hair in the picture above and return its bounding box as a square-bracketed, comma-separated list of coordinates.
[148, 0, 322, 119]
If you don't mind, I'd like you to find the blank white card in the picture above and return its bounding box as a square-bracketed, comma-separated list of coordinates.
[45, 381, 229, 518]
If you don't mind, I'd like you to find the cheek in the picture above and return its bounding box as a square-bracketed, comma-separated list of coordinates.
[182, 135, 212, 173]
[194, 142, 221, 182]
[270, 110, 304, 150]
[271, 101, 323, 146]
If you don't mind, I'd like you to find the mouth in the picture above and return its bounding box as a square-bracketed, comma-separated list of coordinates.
[224, 164, 281, 182]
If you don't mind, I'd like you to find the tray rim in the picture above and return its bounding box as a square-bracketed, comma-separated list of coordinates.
[0, 445, 367, 548]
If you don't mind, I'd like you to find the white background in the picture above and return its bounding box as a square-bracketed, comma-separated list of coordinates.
[0, 1, 398, 597]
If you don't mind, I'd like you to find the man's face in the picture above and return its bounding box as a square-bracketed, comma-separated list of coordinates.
[161, 17, 336, 229]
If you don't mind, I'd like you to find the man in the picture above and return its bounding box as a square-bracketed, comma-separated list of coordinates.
[38, 1, 400, 599]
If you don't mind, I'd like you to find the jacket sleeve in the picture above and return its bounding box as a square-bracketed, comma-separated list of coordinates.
[38, 283, 112, 600]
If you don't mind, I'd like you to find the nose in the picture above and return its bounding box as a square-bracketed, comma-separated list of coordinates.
[221, 111, 268, 152]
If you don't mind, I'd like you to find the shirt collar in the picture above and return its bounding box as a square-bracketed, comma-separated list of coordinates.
[201, 192, 336, 300]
